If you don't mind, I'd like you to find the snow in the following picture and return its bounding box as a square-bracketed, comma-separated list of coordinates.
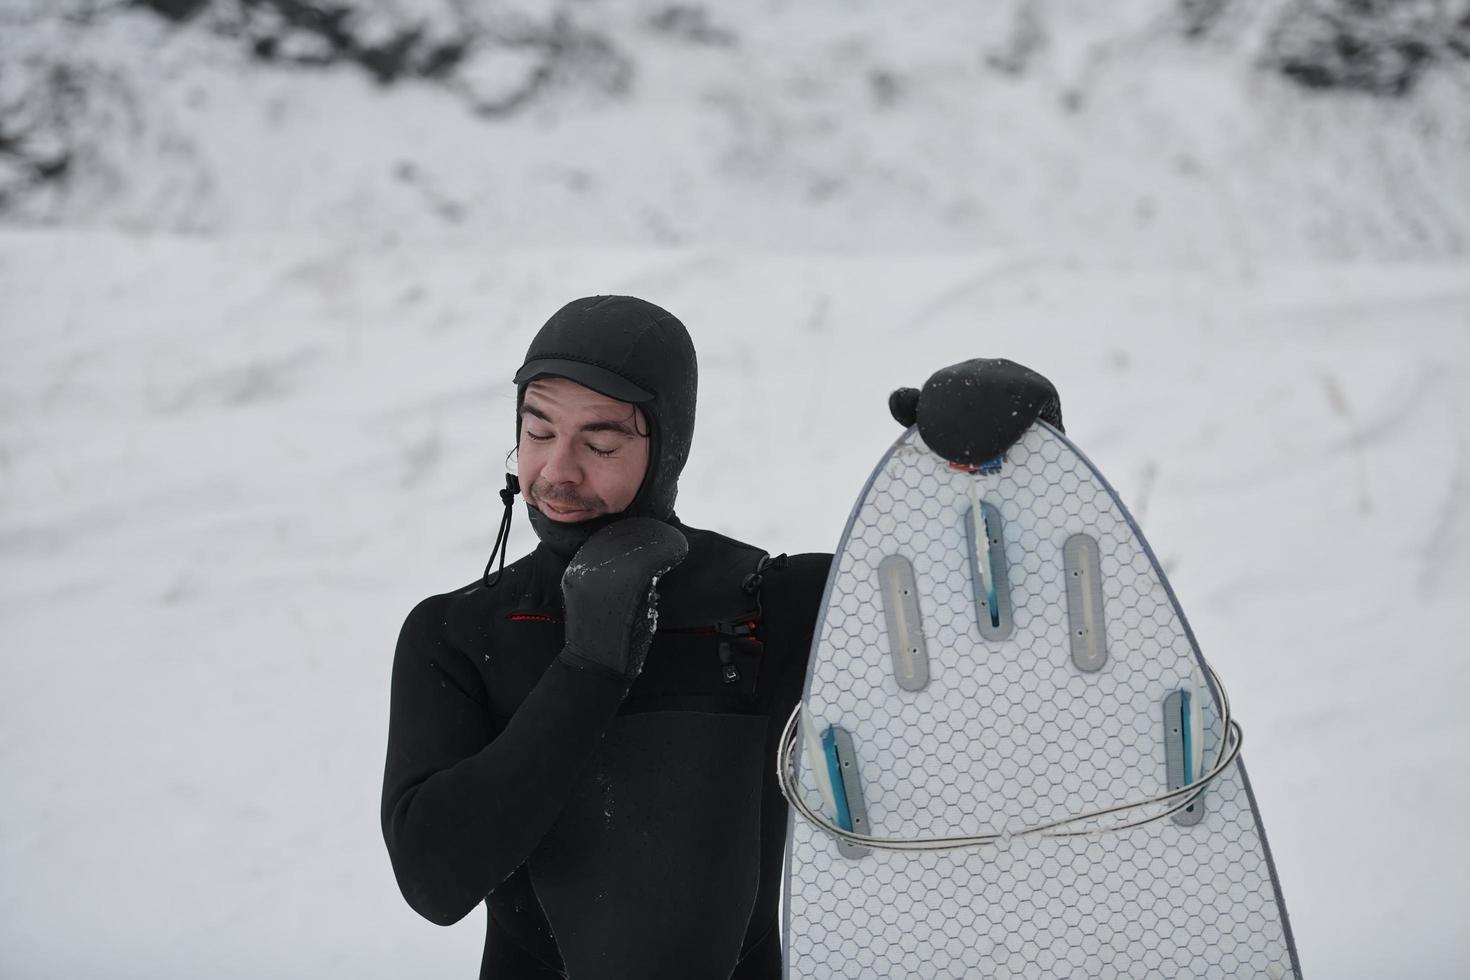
[4, 1, 1469, 258]
[2, 230, 1468, 977]
[4, 1, 1470, 976]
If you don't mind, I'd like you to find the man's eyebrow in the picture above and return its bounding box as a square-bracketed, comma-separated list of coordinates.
[520, 401, 639, 437]
[577, 419, 638, 437]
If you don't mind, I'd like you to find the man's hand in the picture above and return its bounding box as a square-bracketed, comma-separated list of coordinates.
[888, 358, 1063, 466]
[557, 518, 689, 682]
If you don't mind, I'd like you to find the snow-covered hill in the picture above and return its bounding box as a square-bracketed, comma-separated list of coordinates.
[3, 0, 1469, 260]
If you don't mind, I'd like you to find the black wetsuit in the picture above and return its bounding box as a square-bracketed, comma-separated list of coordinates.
[381, 518, 832, 979]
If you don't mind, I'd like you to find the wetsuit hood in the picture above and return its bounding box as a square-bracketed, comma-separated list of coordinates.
[513, 295, 697, 558]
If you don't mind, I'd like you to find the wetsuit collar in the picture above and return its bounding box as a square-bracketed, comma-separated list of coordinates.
[526, 504, 621, 560]
[528, 506, 683, 562]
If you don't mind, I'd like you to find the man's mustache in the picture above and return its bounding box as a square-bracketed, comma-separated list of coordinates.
[532, 484, 602, 511]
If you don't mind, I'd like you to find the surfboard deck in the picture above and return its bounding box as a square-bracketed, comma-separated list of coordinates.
[782, 421, 1300, 979]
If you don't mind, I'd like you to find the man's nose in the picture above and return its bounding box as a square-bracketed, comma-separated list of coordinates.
[540, 439, 583, 485]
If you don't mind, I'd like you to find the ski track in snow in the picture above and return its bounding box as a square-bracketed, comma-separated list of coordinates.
[1, 229, 1469, 977]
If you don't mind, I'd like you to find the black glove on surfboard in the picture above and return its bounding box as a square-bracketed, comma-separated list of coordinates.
[888, 358, 1064, 467]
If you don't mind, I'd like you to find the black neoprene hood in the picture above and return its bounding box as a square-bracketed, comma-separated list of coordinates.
[514, 295, 697, 541]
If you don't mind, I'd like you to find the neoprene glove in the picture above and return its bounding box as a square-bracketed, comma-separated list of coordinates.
[556, 517, 689, 682]
[888, 358, 1063, 466]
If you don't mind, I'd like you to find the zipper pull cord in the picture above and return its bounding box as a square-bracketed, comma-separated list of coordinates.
[482, 474, 521, 588]
[733, 553, 785, 683]
[718, 641, 741, 684]
[741, 552, 788, 595]
[716, 621, 764, 684]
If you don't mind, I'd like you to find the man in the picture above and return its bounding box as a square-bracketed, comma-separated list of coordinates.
[381, 295, 1061, 978]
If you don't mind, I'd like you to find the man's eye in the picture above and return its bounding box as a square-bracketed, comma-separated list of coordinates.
[525, 432, 552, 442]
[588, 445, 616, 458]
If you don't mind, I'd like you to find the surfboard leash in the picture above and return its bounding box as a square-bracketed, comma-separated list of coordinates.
[776, 658, 1244, 851]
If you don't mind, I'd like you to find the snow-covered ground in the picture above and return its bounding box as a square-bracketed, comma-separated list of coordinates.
[2, 229, 1467, 977]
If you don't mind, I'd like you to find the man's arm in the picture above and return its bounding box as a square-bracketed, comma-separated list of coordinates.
[380, 592, 626, 926]
[381, 517, 688, 926]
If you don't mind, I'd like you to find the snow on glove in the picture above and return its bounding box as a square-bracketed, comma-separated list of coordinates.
[557, 517, 689, 682]
[888, 358, 1063, 467]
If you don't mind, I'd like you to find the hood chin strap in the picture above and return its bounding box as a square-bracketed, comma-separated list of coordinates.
[484, 473, 676, 587]
[525, 501, 629, 564]
[482, 474, 522, 588]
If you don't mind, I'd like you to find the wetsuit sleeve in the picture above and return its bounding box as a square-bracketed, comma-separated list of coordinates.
[381, 592, 627, 927]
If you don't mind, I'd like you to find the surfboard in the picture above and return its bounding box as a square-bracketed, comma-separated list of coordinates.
[781, 420, 1301, 978]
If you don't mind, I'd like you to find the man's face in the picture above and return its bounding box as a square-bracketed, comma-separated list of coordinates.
[517, 377, 651, 522]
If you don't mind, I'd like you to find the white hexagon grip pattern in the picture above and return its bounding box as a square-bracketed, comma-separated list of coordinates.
[783, 421, 1301, 979]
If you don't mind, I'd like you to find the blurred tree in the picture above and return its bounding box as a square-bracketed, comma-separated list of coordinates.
[133, 0, 210, 22]
[1261, 0, 1470, 95]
